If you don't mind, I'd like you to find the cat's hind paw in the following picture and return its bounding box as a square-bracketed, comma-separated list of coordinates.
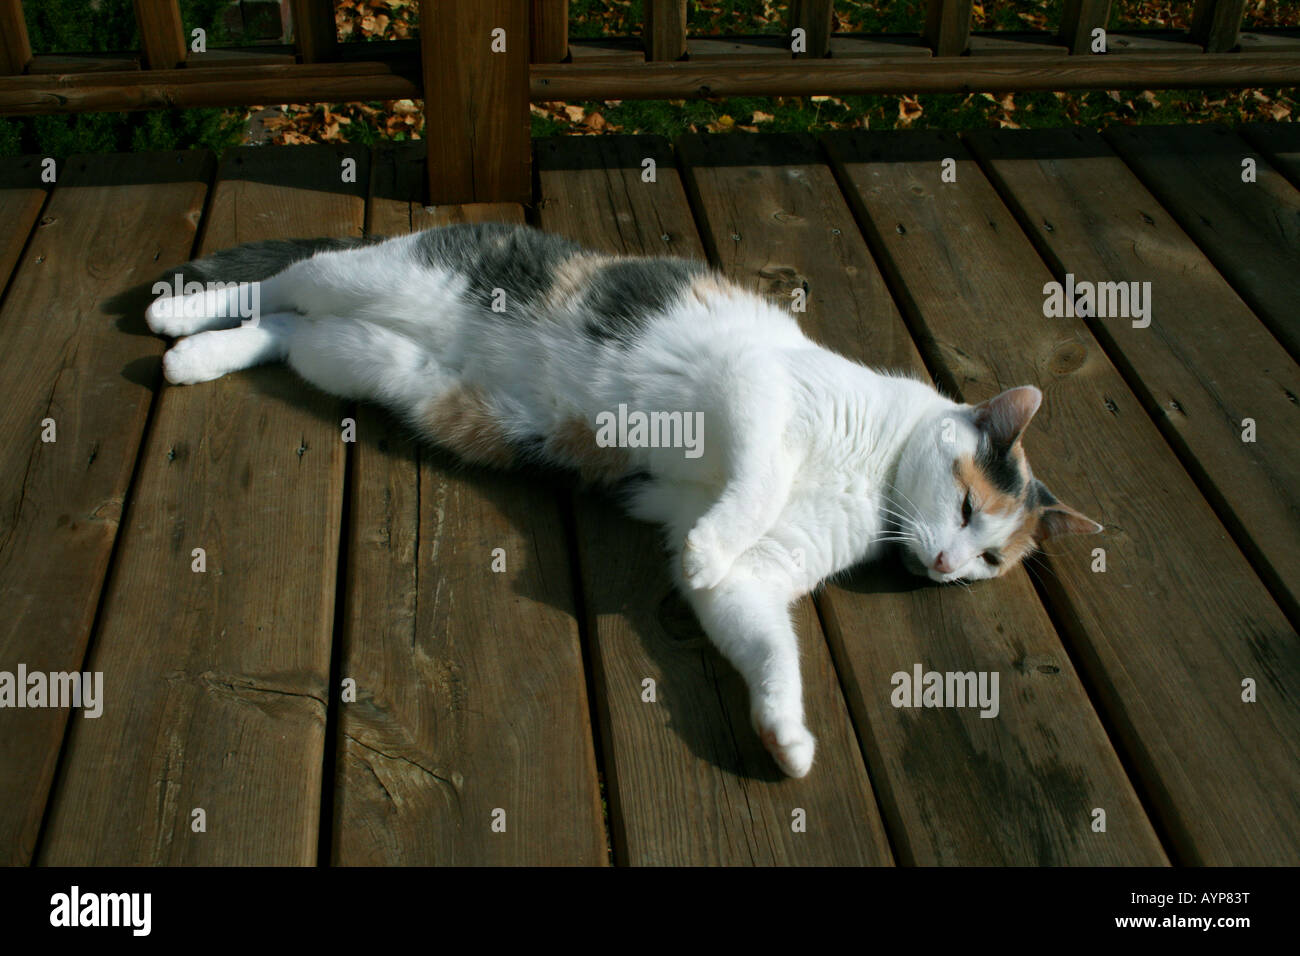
[146, 292, 197, 337]
[758, 720, 816, 778]
[681, 524, 734, 591]
[162, 335, 226, 385]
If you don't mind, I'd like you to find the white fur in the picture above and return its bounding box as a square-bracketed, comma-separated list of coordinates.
[153, 232, 1054, 778]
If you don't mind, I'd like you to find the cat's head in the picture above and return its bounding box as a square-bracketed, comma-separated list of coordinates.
[893, 385, 1101, 583]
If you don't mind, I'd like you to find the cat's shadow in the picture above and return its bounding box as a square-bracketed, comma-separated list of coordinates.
[342, 409, 787, 781]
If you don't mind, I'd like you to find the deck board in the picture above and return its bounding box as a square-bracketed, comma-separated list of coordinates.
[0, 156, 46, 303]
[536, 135, 895, 866]
[968, 127, 1300, 627]
[825, 129, 1300, 865]
[1102, 124, 1300, 363]
[6, 126, 1298, 865]
[678, 133, 1166, 865]
[331, 145, 606, 865]
[1239, 121, 1300, 188]
[0, 152, 211, 865]
[38, 146, 364, 864]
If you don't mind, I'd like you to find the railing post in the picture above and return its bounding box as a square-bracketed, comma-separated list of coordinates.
[422, 0, 531, 205]
[290, 0, 338, 63]
[923, 0, 973, 57]
[645, 0, 688, 61]
[1057, 0, 1112, 55]
[132, 0, 187, 69]
[531, 0, 569, 63]
[1191, 0, 1247, 53]
[790, 1, 834, 58]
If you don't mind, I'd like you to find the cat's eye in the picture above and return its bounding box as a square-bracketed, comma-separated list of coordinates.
[960, 490, 973, 527]
[982, 551, 1001, 566]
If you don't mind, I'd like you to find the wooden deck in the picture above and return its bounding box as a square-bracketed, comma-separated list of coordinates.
[1, 125, 1298, 866]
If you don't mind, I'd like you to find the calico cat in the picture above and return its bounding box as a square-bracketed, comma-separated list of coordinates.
[146, 223, 1101, 778]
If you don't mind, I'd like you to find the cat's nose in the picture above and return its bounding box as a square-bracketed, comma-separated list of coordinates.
[932, 552, 953, 574]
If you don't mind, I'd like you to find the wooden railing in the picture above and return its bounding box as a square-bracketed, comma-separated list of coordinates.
[1, 0, 1298, 206]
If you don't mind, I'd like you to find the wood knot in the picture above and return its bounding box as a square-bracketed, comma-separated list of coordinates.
[1049, 341, 1087, 376]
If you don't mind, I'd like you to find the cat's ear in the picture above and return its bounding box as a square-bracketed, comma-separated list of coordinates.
[972, 385, 1042, 448]
[1029, 479, 1103, 540]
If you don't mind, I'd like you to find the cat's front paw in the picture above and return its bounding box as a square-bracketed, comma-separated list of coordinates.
[755, 715, 816, 778]
[681, 524, 734, 590]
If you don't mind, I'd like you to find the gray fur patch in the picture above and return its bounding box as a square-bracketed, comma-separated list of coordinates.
[976, 431, 1026, 498]
[413, 223, 583, 314]
[180, 236, 384, 284]
[580, 257, 709, 346]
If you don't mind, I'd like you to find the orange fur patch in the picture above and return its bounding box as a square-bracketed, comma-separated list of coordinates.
[998, 513, 1041, 573]
[423, 384, 515, 469]
[689, 273, 735, 307]
[548, 415, 629, 485]
[954, 455, 1020, 516]
[546, 253, 611, 311]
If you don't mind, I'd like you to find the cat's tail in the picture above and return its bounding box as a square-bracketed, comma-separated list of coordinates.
[173, 235, 387, 285]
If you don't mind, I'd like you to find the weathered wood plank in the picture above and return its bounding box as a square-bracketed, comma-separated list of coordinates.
[7, 53, 1300, 116]
[678, 133, 1165, 865]
[1191, 0, 1247, 53]
[331, 144, 606, 865]
[567, 37, 645, 65]
[422, 0, 530, 204]
[290, 0, 338, 63]
[1239, 121, 1300, 192]
[968, 32, 1068, 57]
[827, 35, 931, 58]
[1103, 124, 1300, 363]
[644, 0, 688, 61]
[971, 128, 1300, 627]
[0, 0, 31, 74]
[1238, 29, 1300, 54]
[790, 0, 834, 58]
[530, 0, 569, 63]
[0, 152, 210, 865]
[825, 129, 1300, 865]
[1058, 0, 1111, 55]
[923, 0, 973, 56]
[535, 135, 894, 866]
[527, 53, 1300, 102]
[0, 156, 46, 299]
[132, 0, 187, 70]
[685, 36, 791, 64]
[1105, 31, 1203, 54]
[39, 145, 365, 865]
[25, 53, 142, 74]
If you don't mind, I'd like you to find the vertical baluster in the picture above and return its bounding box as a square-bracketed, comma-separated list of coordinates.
[1191, 0, 1247, 53]
[291, 0, 338, 63]
[0, 0, 31, 74]
[531, 0, 569, 63]
[133, 0, 187, 69]
[1058, 0, 1112, 55]
[790, 0, 834, 58]
[645, 0, 688, 61]
[923, 0, 973, 57]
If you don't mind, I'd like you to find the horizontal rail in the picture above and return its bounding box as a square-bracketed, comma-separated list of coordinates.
[531, 52, 1300, 97]
[4, 47, 1300, 115]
